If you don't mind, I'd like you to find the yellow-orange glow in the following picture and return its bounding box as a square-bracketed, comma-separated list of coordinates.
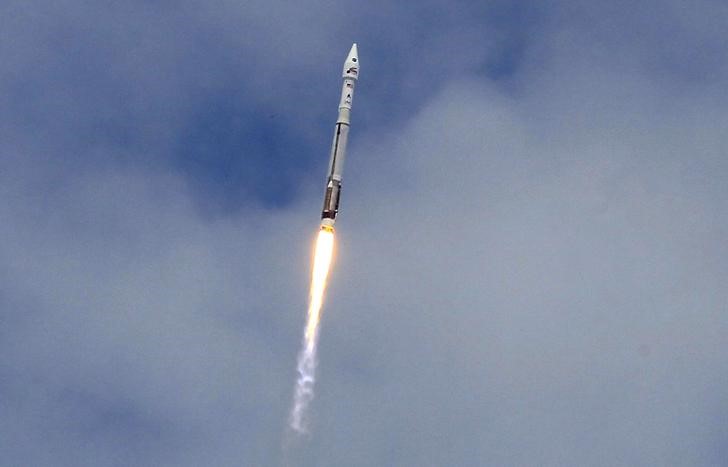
[304, 229, 335, 349]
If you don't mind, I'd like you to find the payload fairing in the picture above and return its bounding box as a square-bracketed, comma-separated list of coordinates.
[320, 43, 359, 232]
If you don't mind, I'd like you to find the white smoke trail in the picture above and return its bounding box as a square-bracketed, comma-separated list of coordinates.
[289, 229, 334, 433]
[289, 330, 319, 433]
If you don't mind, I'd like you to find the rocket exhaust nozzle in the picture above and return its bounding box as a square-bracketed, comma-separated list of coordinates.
[320, 219, 335, 233]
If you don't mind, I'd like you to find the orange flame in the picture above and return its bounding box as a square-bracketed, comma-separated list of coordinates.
[304, 229, 335, 349]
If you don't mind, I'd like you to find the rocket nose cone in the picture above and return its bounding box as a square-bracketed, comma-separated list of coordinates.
[343, 43, 359, 79]
[347, 43, 358, 62]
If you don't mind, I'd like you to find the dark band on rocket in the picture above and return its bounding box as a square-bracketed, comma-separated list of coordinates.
[321, 180, 341, 219]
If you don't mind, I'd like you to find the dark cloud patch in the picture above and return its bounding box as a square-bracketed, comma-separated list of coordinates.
[175, 91, 314, 213]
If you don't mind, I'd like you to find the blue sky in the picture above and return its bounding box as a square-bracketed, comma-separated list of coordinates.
[1, 1, 728, 466]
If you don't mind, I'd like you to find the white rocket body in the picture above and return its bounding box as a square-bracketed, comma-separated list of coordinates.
[321, 43, 359, 231]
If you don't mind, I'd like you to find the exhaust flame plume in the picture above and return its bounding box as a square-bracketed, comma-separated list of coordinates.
[289, 228, 335, 433]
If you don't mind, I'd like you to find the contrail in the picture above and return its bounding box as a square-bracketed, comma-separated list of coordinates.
[289, 229, 335, 433]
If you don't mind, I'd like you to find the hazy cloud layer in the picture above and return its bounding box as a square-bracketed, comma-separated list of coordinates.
[1, 1, 727, 466]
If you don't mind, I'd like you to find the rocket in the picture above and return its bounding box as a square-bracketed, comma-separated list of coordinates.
[320, 43, 359, 232]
